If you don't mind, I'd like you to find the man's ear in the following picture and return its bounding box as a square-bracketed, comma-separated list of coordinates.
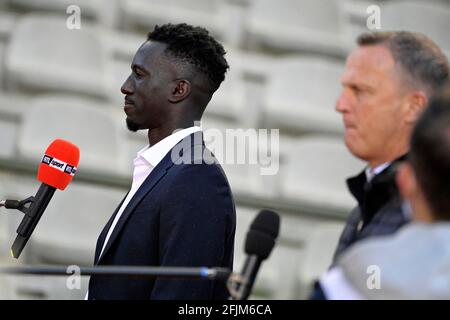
[404, 90, 427, 124]
[396, 162, 417, 200]
[169, 80, 191, 103]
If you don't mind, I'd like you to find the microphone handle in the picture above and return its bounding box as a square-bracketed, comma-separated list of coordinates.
[0, 200, 21, 209]
[11, 183, 56, 258]
[234, 255, 261, 300]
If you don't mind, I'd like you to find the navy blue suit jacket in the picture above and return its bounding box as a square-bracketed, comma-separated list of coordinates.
[88, 132, 236, 299]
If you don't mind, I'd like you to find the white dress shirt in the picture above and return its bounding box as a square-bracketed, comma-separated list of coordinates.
[85, 126, 201, 299]
[365, 162, 391, 182]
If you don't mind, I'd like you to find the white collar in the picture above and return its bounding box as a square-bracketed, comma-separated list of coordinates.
[365, 162, 391, 182]
[136, 126, 202, 167]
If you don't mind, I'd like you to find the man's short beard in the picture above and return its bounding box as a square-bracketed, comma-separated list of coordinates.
[126, 118, 140, 132]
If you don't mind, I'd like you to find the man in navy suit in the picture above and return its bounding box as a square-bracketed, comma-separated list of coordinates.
[87, 23, 236, 300]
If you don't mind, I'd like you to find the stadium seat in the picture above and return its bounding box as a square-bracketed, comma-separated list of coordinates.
[0, 92, 30, 159]
[281, 136, 365, 211]
[206, 59, 246, 122]
[0, 92, 30, 120]
[202, 116, 273, 197]
[0, 177, 9, 257]
[0, 274, 88, 299]
[0, 119, 17, 159]
[5, 14, 111, 99]
[104, 29, 143, 62]
[0, 11, 17, 42]
[17, 95, 130, 176]
[234, 207, 328, 299]
[263, 56, 345, 134]
[0, 276, 15, 299]
[225, 47, 276, 83]
[9, 0, 119, 27]
[245, 0, 348, 57]
[108, 60, 130, 105]
[381, 0, 450, 51]
[29, 181, 126, 266]
[120, 0, 226, 39]
[297, 221, 344, 298]
[0, 42, 5, 89]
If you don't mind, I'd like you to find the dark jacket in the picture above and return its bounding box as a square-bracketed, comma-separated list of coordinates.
[332, 155, 410, 263]
[88, 132, 236, 300]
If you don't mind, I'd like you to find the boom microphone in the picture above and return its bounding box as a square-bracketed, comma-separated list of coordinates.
[9, 139, 80, 258]
[232, 209, 280, 300]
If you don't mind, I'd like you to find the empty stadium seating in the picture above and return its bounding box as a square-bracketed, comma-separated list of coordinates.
[5, 14, 111, 99]
[0, 177, 9, 258]
[281, 136, 365, 212]
[17, 95, 130, 176]
[0, 93, 30, 158]
[0, 11, 17, 42]
[202, 116, 270, 198]
[0, 42, 5, 89]
[9, 0, 119, 27]
[245, 0, 348, 57]
[381, 0, 450, 51]
[120, 0, 226, 39]
[206, 63, 247, 121]
[263, 57, 345, 134]
[29, 181, 125, 266]
[297, 221, 344, 298]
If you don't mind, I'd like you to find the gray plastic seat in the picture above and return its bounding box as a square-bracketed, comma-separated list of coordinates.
[297, 221, 344, 298]
[245, 0, 348, 56]
[264, 56, 345, 134]
[0, 42, 5, 89]
[206, 58, 246, 122]
[9, 0, 119, 27]
[381, 0, 450, 51]
[18, 95, 129, 176]
[5, 14, 110, 99]
[202, 116, 274, 198]
[121, 0, 226, 38]
[29, 181, 125, 266]
[281, 136, 365, 211]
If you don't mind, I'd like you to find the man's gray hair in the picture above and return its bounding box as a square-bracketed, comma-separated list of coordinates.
[357, 31, 449, 95]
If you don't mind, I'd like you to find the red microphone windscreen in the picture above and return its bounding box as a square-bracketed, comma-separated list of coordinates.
[37, 139, 80, 190]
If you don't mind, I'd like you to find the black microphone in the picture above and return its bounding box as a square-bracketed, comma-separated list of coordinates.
[232, 209, 280, 300]
[1, 139, 80, 258]
[11, 185, 56, 259]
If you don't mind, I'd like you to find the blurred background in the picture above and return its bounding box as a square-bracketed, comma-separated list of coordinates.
[0, 0, 449, 299]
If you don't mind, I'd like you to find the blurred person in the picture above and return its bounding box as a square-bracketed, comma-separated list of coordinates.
[87, 23, 236, 299]
[312, 87, 450, 299]
[333, 31, 449, 261]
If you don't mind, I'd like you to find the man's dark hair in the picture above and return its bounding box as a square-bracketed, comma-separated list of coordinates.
[357, 31, 449, 95]
[410, 86, 450, 219]
[147, 23, 229, 91]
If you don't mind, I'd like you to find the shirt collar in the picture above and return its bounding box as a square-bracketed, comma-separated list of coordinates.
[136, 126, 202, 168]
[365, 162, 391, 182]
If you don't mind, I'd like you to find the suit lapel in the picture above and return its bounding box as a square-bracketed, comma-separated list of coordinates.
[94, 192, 128, 264]
[96, 131, 204, 265]
[96, 154, 175, 264]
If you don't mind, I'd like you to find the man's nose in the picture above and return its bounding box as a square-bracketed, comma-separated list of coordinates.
[335, 90, 350, 114]
[121, 76, 134, 95]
